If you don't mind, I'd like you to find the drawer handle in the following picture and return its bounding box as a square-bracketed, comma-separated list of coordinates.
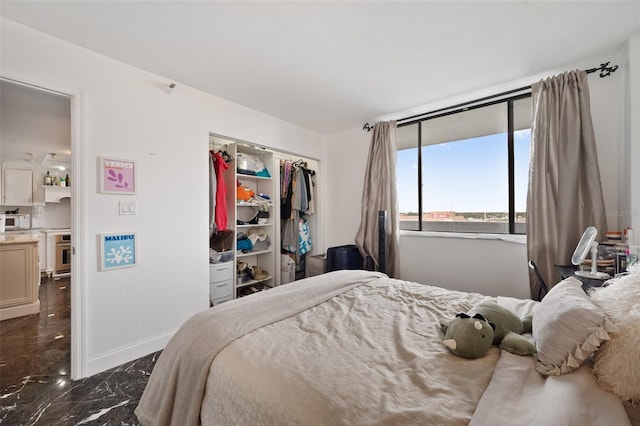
[216, 283, 229, 288]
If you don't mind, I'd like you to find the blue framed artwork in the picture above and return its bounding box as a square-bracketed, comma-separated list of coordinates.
[99, 232, 137, 271]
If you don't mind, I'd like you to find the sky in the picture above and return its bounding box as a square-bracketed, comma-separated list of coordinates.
[397, 130, 531, 214]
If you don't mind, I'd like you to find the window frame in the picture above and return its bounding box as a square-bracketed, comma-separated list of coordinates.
[397, 91, 532, 234]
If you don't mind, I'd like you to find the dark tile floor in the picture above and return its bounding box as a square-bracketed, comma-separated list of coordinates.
[1, 276, 159, 425]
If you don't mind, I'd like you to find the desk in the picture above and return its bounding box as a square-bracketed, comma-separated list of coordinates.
[556, 265, 610, 293]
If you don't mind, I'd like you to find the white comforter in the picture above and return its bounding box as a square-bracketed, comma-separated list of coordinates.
[201, 274, 498, 425]
[138, 270, 630, 425]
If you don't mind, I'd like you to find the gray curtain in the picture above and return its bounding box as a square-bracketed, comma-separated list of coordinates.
[527, 70, 607, 299]
[355, 121, 400, 278]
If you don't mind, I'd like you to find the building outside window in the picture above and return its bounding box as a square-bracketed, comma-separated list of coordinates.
[396, 94, 531, 234]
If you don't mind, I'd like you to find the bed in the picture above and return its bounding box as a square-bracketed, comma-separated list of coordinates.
[135, 270, 635, 425]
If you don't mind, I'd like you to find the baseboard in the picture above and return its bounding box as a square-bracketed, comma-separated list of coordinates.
[0, 300, 40, 321]
[83, 330, 176, 378]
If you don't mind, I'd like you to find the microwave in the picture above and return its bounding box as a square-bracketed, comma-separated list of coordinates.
[5, 214, 30, 231]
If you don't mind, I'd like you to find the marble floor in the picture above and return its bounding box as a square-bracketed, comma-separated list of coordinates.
[1, 276, 159, 425]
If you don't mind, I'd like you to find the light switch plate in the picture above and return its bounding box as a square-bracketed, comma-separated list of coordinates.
[119, 201, 137, 215]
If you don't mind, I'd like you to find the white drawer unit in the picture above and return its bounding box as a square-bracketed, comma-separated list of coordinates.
[211, 294, 233, 306]
[210, 280, 233, 299]
[209, 261, 233, 303]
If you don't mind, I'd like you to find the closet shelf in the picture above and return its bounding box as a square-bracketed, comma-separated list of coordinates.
[237, 202, 273, 207]
[237, 224, 273, 228]
[237, 249, 273, 258]
[236, 276, 273, 289]
[237, 173, 272, 181]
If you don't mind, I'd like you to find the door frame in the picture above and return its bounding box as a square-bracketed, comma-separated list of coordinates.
[0, 75, 85, 379]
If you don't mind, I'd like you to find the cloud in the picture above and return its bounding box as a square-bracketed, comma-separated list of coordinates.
[514, 129, 531, 140]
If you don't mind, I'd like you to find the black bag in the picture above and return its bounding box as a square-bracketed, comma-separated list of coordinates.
[326, 245, 364, 272]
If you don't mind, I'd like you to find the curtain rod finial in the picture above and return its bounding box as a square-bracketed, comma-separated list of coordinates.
[363, 123, 374, 132]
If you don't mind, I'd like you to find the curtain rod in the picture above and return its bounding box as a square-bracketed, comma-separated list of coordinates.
[362, 61, 619, 132]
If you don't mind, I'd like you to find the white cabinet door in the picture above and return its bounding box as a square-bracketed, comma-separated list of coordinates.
[46, 232, 57, 275]
[36, 232, 46, 274]
[32, 170, 45, 205]
[2, 168, 33, 205]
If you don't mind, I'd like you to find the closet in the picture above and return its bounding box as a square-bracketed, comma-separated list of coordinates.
[208, 133, 320, 305]
[278, 155, 319, 283]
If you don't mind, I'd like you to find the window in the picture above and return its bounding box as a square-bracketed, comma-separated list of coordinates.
[397, 94, 531, 234]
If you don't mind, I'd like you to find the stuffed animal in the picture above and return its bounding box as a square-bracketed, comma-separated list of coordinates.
[439, 301, 536, 359]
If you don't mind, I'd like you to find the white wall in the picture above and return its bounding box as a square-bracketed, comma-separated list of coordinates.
[1, 18, 325, 378]
[324, 45, 631, 299]
[400, 234, 529, 299]
[323, 127, 369, 249]
[3, 199, 72, 229]
[625, 35, 640, 244]
[589, 51, 624, 232]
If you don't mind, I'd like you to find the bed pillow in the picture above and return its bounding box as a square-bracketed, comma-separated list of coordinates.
[589, 267, 640, 402]
[532, 276, 614, 376]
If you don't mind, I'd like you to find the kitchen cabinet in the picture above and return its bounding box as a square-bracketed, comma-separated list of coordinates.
[32, 170, 45, 205]
[33, 170, 71, 204]
[0, 235, 40, 320]
[2, 167, 33, 206]
[43, 186, 71, 203]
[2, 168, 70, 206]
[35, 231, 46, 276]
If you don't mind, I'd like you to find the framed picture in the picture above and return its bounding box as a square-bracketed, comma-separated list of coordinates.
[99, 157, 136, 194]
[99, 232, 137, 271]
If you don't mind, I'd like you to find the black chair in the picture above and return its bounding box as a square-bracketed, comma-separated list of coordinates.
[528, 260, 548, 301]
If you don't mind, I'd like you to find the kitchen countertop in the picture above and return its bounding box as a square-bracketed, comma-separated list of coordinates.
[0, 233, 40, 245]
[43, 228, 71, 234]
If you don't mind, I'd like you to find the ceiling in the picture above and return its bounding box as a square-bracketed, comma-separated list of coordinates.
[0, 79, 72, 171]
[1, 1, 639, 137]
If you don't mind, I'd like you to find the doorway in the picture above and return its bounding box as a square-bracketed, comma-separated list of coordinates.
[0, 76, 82, 380]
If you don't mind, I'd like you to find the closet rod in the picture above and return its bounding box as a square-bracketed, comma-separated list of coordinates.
[362, 61, 619, 131]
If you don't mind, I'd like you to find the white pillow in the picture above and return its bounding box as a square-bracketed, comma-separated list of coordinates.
[589, 267, 640, 402]
[533, 277, 614, 376]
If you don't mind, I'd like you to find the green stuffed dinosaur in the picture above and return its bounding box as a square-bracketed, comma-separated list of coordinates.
[439, 301, 536, 359]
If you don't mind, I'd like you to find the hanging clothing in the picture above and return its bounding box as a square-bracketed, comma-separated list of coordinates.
[280, 158, 317, 263]
[282, 165, 296, 219]
[209, 152, 217, 237]
[213, 151, 229, 231]
[282, 211, 299, 254]
[281, 160, 292, 200]
[302, 167, 315, 215]
[298, 216, 312, 255]
[296, 168, 308, 213]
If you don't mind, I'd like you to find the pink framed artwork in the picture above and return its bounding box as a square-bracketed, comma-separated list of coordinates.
[99, 157, 136, 194]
